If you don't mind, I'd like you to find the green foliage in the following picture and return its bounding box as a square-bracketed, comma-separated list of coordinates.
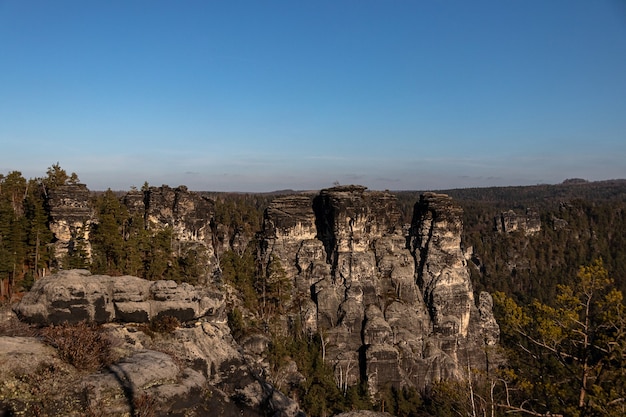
[258, 254, 292, 317]
[227, 307, 247, 341]
[266, 333, 372, 417]
[62, 232, 90, 269]
[89, 189, 207, 283]
[423, 379, 477, 417]
[220, 247, 258, 311]
[144, 228, 175, 279]
[90, 189, 127, 275]
[42, 162, 79, 191]
[210, 193, 270, 238]
[0, 171, 56, 300]
[376, 385, 422, 416]
[494, 260, 626, 416]
[23, 186, 53, 275]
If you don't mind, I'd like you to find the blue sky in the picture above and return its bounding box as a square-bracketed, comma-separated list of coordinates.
[1, 1, 625, 191]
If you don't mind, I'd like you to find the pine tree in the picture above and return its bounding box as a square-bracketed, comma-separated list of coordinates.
[494, 259, 626, 416]
[91, 189, 127, 275]
[23, 180, 53, 282]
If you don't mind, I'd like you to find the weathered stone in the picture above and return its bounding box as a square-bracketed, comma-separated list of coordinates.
[260, 186, 500, 397]
[495, 208, 541, 235]
[478, 291, 500, 346]
[0, 336, 65, 376]
[14, 270, 224, 325]
[365, 344, 403, 394]
[47, 184, 96, 265]
[410, 193, 473, 338]
[10, 182, 502, 412]
[142, 185, 215, 242]
[363, 305, 392, 345]
[1, 318, 304, 417]
[122, 185, 232, 281]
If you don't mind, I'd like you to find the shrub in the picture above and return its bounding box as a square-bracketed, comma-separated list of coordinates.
[148, 315, 180, 334]
[227, 308, 246, 341]
[133, 392, 157, 417]
[41, 321, 112, 372]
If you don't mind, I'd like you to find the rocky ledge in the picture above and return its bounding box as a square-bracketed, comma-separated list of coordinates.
[4, 270, 303, 417]
[14, 269, 225, 325]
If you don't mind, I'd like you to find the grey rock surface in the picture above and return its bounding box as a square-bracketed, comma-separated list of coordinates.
[14, 269, 225, 325]
[260, 186, 500, 395]
[0, 320, 303, 417]
[495, 208, 541, 234]
[47, 184, 96, 265]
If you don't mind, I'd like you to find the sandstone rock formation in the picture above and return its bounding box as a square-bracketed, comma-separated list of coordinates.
[7, 271, 304, 417]
[10, 183, 500, 414]
[495, 208, 541, 235]
[260, 186, 499, 395]
[47, 184, 235, 280]
[14, 269, 225, 325]
[0, 323, 303, 417]
[48, 184, 96, 264]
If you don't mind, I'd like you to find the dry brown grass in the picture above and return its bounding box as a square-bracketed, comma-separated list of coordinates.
[41, 321, 113, 372]
[148, 314, 180, 334]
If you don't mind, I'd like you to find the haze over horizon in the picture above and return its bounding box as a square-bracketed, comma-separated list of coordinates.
[1, 1, 625, 192]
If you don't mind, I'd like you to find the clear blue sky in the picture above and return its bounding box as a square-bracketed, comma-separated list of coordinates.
[1, 0, 625, 191]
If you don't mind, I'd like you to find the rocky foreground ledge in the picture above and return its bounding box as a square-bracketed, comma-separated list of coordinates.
[14, 269, 225, 325]
[2, 270, 303, 417]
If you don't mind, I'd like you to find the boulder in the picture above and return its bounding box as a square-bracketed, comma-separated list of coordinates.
[14, 270, 225, 325]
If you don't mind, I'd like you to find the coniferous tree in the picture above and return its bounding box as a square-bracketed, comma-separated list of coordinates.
[493, 259, 626, 416]
[122, 212, 149, 277]
[23, 180, 53, 284]
[0, 171, 28, 299]
[91, 189, 127, 275]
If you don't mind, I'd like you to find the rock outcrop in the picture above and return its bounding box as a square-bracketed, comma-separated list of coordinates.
[0, 323, 303, 417]
[48, 184, 96, 264]
[7, 271, 304, 417]
[47, 184, 236, 280]
[14, 269, 225, 325]
[495, 208, 541, 235]
[260, 186, 499, 395]
[8, 184, 500, 414]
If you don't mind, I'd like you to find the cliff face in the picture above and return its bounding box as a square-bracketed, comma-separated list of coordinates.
[43, 183, 499, 398]
[125, 185, 217, 248]
[48, 184, 96, 264]
[261, 186, 499, 395]
[14, 269, 225, 325]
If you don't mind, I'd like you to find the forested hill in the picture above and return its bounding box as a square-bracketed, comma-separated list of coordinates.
[396, 179, 626, 303]
[395, 178, 626, 221]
